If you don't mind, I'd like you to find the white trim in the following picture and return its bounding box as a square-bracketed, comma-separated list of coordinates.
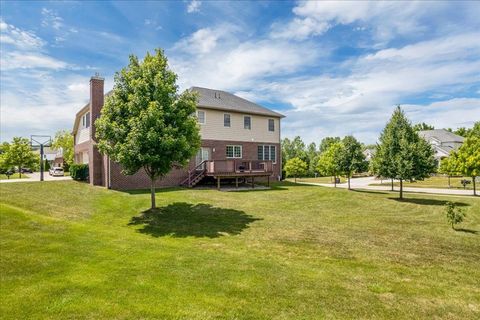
[243, 115, 251, 130]
[197, 110, 206, 125]
[223, 113, 231, 127]
[226, 145, 242, 158]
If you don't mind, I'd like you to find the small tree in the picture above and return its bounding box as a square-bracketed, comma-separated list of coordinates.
[96, 49, 201, 209]
[340, 136, 368, 190]
[445, 202, 466, 230]
[317, 142, 345, 187]
[2, 137, 38, 178]
[284, 157, 307, 183]
[439, 154, 460, 188]
[455, 136, 480, 196]
[52, 130, 74, 171]
[372, 106, 436, 199]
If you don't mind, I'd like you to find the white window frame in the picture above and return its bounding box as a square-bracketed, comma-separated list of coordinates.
[244, 115, 251, 130]
[268, 119, 275, 132]
[197, 110, 206, 125]
[224, 113, 231, 127]
[82, 112, 91, 128]
[226, 145, 242, 158]
[258, 144, 276, 164]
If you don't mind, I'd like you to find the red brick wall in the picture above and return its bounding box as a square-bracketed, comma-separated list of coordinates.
[106, 139, 281, 190]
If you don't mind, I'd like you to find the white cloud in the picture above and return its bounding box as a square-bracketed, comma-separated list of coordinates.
[0, 19, 45, 49]
[1, 52, 69, 70]
[174, 28, 220, 54]
[41, 8, 64, 30]
[187, 0, 201, 13]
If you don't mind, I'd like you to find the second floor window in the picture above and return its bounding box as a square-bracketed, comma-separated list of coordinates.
[197, 110, 205, 124]
[244, 116, 251, 130]
[224, 114, 231, 127]
[82, 112, 90, 128]
[268, 119, 275, 132]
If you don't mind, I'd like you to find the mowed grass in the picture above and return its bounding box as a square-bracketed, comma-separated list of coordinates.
[371, 176, 475, 190]
[0, 173, 29, 180]
[0, 181, 479, 319]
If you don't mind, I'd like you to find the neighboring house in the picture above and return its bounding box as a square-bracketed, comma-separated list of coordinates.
[418, 129, 464, 162]
[73, 75, 284, 190]
[363, 148, 375, 161]
[33, 147, 63, 167]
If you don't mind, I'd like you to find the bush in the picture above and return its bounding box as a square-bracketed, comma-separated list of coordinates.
[445, 201, 465, 230]
[69, 164, 89, 181]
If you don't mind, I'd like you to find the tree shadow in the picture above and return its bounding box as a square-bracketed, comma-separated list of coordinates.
[455, 228, 479, 234]
[389, 198, 470, 207]
[128, 202, 261, 238]
[350, 189, 389, 195]
[122, 187, 183, 195]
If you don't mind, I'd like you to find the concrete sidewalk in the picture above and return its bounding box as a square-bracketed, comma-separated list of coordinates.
[298, 176, 478, 197]
[0, 172, 72, 183]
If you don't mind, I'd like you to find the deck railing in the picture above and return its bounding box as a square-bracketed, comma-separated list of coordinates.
[204, 160, 273, 175]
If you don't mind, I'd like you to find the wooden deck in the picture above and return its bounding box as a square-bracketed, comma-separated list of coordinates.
[182, 160, 274, 189]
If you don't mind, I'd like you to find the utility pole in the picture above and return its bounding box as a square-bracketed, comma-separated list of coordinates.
[31, 135, 52, 182]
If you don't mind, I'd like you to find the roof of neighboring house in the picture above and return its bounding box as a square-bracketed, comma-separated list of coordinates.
[418, 129, 464, 143]
[191, 86, 285, 118]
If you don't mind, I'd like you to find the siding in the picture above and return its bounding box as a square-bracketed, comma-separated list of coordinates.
[198, 108, 280, 143]
[76, 127, 90, 144]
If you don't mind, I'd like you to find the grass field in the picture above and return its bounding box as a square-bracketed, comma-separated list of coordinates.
[1, 181, 479, 319]
[0, 173, 29, 180]
[371, 176, 475, 190]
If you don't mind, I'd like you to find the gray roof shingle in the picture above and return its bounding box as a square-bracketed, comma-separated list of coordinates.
[418, 129, 465, 143]
[190, 86, 285, 118]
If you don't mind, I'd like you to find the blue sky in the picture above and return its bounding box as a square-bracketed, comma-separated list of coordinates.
[1, 1, 479, 144]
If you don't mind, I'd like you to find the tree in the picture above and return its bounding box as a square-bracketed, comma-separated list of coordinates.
[284, 157, 307, 183]
[340, 136, 368, 190]
[317, 142, 345, 187]
[282, 136, 308, 166]
[439, 153, 460, 188]
[444, 202, 465, 230]
[455, 136, 480, 196]
[2, 137, 38, 178]
[413, 122, 434, 131]
[371, 106, 436, 199]
[52, 130, 74, 170]
[306, 142, 319, 176]
[95, 49, 201, 209]
[319, 136, 341, 153]
[468, 121, 480, 138]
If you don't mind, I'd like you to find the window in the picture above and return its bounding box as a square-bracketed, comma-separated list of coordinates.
[224, 114, 231, 127]
[258, 145, 276, 163]
[244, 116, 251, 130]
[226, 145, 242, 158]
[268, 119, 275, 132]
[82, 112, 90, 128]
[197, 110, 205, 124]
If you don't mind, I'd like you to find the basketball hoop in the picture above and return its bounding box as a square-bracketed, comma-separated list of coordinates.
[31, 135, 52, 181]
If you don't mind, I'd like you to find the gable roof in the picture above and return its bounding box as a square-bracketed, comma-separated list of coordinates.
[418, 129, 464, 143]
[191, 86, 285, 118]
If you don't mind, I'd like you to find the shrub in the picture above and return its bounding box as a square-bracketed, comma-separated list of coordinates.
[69, 164, 89, 181]
[445, 201, 466, 230]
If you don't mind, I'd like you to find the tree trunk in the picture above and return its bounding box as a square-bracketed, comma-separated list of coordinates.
[18, 163, 22, 178]
[399, 179, 403, 199]
[348, 176, 351, 190]
[150, 177, 156, 209]
[448, 175, 451, 188]
[295, 176, 297, 183]
[334, 175, 337, 188]
[391, 178, 394, 191]
[473, 176, 477, 196]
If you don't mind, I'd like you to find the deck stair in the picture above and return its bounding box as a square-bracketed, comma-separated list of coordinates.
[181, 161, 207, 187]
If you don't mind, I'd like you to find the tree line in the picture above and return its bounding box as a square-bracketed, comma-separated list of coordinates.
[283, 107, 479, 198]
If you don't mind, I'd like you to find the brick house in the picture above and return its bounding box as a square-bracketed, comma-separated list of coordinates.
[73, 76, 284, 190]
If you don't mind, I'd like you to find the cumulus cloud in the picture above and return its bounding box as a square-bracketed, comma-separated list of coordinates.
[0, 19, 45, 49]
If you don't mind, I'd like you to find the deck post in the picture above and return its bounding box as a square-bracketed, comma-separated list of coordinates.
[217, 177, 221, 190]
[252, 176, 254, 188]
[235, 177, 238, 188]
[267, 176, 270, 187]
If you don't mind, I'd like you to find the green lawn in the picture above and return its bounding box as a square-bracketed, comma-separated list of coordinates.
[295, 176, 346, 184]
[0, 173, 29, 180]
[1, 181, 479, 319]
[371, 176, 475, 190]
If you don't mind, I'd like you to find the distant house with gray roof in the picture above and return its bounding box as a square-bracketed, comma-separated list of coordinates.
[418, 129, 464, 162]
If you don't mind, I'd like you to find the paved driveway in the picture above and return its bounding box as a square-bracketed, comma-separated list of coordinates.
[298, 176, 478, 197]
[0, 172, 72, 183]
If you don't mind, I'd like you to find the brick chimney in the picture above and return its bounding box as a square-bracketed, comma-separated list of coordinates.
[89, 73, 105, 187]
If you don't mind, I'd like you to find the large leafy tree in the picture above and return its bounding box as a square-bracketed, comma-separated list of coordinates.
[2, 137, 38, 178]
[340, 136, 368, 190]
[319, 136, 341, 153]
[317, 141, 345, 187]
[455, 136, 480, 196]
[372, 106, 436, 199]
[284, 157, 308, 183]
[306, 142, 319, 176]
[412, 122, 434, 131]
[282, 136, 307, 165]
[52, 130, 74, 170]
[95, 49, 201, 209]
